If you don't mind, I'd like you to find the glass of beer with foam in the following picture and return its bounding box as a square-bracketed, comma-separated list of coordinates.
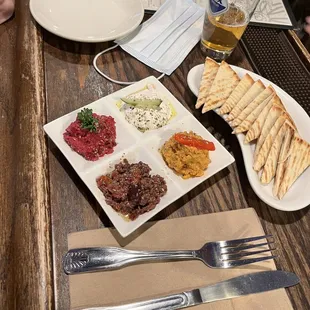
[201, 0, 260, 60]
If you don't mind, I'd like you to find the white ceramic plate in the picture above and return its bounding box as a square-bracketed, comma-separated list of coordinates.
[30, 0, 144, 42]
[44, 76, 235, 237]
[187, 64, 310, 212]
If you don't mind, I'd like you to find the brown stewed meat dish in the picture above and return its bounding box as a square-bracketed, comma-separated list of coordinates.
[96, 159, 167, 220]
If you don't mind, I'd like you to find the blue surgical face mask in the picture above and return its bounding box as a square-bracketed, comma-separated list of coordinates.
[94, 0, 204, 85]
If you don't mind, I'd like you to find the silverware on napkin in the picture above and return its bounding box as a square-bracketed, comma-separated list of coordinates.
[64, 235, 276, 274]
[75, 270, 299, 310]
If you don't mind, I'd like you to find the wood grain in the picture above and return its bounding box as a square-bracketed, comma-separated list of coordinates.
[0, 6, 308, 309]
[43, 32, 309, 310]
[0, 0, 53, 309]
[0, 14, 17, 310]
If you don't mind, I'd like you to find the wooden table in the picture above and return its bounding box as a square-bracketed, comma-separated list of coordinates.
[0, 1, 309, 309]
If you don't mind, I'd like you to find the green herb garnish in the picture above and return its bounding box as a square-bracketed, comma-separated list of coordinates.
[77, 108, 98, 132]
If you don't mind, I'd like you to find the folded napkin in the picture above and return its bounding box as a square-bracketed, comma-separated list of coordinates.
[68, 208, 293, 310]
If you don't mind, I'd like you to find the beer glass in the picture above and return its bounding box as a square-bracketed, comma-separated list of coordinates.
[201, 0, 260, 60]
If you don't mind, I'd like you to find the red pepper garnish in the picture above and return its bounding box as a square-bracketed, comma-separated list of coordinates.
[174, 133, 215, 151]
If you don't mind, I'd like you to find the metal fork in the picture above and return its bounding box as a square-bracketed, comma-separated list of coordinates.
[63, 235, 276, 274]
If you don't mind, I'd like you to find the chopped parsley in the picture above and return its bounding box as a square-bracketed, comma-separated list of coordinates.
[77, 108, 98, 132]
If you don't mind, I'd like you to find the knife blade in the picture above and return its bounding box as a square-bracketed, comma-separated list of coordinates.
[78, 271, 299, 310]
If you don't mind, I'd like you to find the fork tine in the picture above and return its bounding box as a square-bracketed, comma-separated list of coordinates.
[221, 248, 275, 260]
[223, 255, 277, 268]
[220, 234, 273, 248]
[221, 241, 274, 254]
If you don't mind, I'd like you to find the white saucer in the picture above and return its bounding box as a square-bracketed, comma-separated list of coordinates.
[30, 0, 144, 42]
[187, 64, 310, 212]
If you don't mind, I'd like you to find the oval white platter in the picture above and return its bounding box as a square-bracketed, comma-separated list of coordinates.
[30, 0, 144, 43]
[187, 64, 310, 212]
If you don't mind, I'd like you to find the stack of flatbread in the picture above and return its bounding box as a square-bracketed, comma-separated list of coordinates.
[196, 58, 310, 200]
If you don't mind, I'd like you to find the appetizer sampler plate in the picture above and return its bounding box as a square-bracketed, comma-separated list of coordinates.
[187, 64, 310, 212]
[30, 0, 144, 42]
[44, 76, 235, 237]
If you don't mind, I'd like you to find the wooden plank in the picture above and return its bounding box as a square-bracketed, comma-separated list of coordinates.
[0, 15, 17, 310]
[0, 0, 53, 309]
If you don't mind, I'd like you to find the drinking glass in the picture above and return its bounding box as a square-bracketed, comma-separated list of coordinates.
[201, 0, 260, 60]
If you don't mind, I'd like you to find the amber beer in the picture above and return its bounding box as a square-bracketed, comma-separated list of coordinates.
[201, 0, 258, 59]
[202, 5, 247, 52]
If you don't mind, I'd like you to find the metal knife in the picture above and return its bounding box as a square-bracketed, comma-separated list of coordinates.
[76, 270, 299, 310]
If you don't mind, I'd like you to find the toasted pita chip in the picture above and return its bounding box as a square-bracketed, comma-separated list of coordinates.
[272, 125, 295, 197]
[201, 61, 240, 113]
[226, 80, 265, 121]
[233, 95, 273, 134]
[277, 133, 310, 199]
[231, 86, 274, 127]
[253, 112, 288, 171]
[277, 109, 297, 130]
[252, 105, 284, 164]
[218, 74, 254, 115]
[244, 95, 282, 144]
[195, 58, 219, 109]
[261, 121, 294, 184]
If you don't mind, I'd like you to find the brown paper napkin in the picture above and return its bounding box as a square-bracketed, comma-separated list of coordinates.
[68, 208, 293, 310]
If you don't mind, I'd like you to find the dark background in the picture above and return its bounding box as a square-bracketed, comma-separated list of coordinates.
[289, 0, 310, 50]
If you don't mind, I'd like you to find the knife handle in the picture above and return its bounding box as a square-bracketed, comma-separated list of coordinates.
[64, 247, 195, 274]
[75, 291, 199, 310]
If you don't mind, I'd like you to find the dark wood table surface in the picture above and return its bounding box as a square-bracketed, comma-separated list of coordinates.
[0, 1, 309, 309]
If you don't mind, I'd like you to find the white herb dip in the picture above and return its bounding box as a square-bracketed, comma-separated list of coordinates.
[122, 84, 173, 131]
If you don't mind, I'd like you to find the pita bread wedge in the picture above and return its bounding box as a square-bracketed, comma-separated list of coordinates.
[195, 58, 219, 109]
[231, 86, 274, 127]
[253, 112, 287, 171]
[252, 105, 284, 164]
[272, 125, 295, 197]
[233, 95, 273, 134]
[261, 121, 294, 184]
[226, 80, 265, 121]
[202, 61, 240, 113]
[273, 96, 285, 110]
[277, 133, 310, 199]
[218, 74, 254, 115]
[244, 95, 282, 144]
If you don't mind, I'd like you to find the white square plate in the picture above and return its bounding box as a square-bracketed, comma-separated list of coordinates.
[44, 76, 235, 237]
